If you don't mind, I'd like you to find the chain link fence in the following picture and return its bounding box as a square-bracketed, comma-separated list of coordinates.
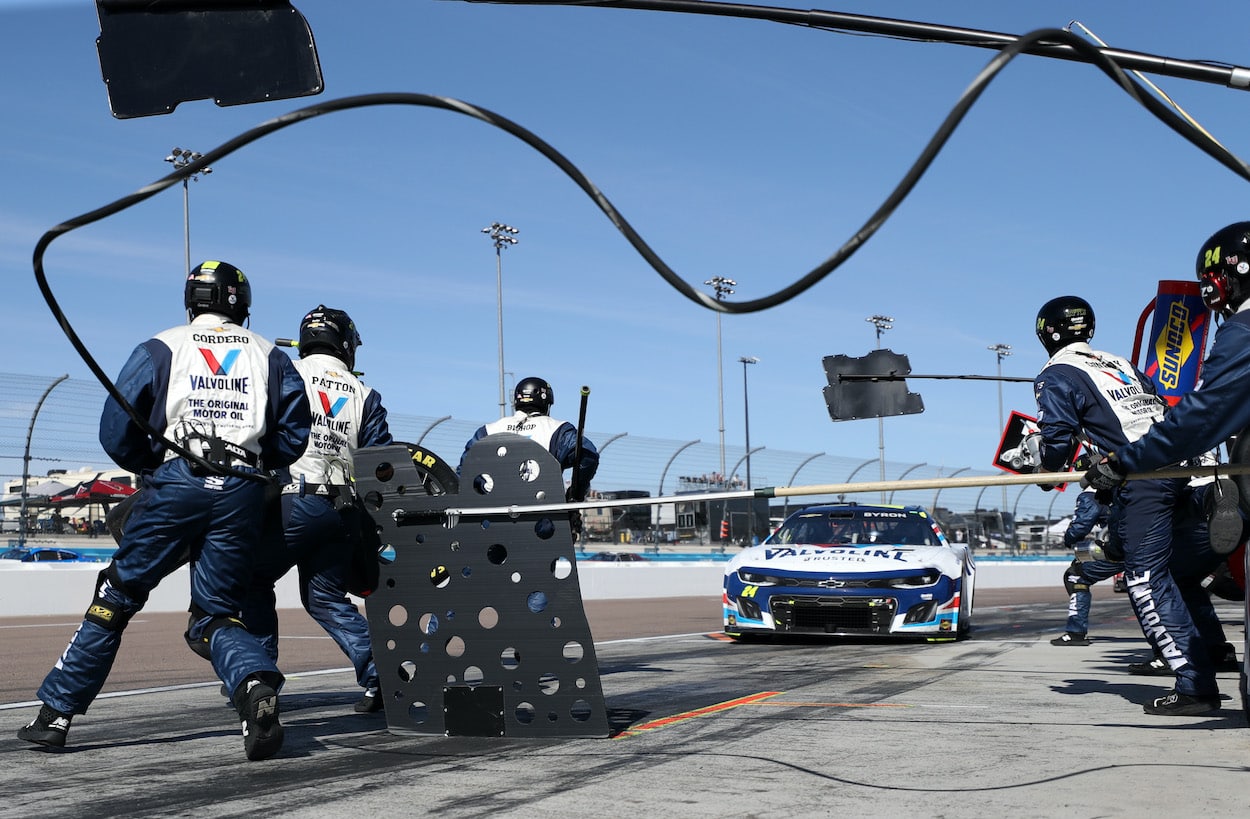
[1, 372, 1070, 551]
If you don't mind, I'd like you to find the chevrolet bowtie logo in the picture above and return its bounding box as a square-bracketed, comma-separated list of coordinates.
[818, 578, 845, 588]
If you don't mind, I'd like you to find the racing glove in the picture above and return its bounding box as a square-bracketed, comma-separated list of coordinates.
[1083, 454, 1127, 492]
[1023, 433, 1059, 490]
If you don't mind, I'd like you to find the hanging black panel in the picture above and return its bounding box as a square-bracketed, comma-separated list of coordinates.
[95, 1, 323, 118]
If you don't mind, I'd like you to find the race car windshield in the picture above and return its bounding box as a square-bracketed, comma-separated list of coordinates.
[772, 514, 940, 547]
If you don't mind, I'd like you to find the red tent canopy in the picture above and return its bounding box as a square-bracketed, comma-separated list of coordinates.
[50, 478, 137, 505]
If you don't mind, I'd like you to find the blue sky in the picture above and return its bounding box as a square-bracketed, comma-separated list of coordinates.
[3, 0, 1250, 495]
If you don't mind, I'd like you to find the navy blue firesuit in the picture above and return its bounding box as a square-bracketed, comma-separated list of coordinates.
[1060, 489, 1115, 636]
[241, 353, 393, 700]
[1063, 486, 1230, 653]
[37, 312, 311, 715]
[1035, 341, 1216, 697]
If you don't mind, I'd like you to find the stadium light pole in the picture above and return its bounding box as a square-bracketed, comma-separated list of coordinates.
[482, 223, 519, 418]
[706, 276, 736, 486]
[989, 343, 1013, 532]
[18, 374, 68, 548]
[740, 356, 759, 542]
[164, 148, 212, 275]
[866, 315, 893, 502]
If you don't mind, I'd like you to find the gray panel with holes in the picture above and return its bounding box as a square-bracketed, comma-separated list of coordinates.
[354, 435, 609, 737]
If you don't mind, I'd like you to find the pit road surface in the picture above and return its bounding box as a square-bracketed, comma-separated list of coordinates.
[2, 588, 1247, 818]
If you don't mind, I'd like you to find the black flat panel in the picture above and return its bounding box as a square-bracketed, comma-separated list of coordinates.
[96, 1, 323, 118]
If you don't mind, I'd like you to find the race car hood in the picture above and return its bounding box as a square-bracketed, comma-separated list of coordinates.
[726, 542, 963, 576]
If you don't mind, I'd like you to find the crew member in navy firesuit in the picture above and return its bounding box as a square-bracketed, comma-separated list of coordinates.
[460, 376, 600, 534]
[240, 305, 393, 714]
[1053, 483, 1238, 674]
[1086, 222, 1250, 694]
[1052, 488, 1114, 646]
[1033, 295, 1219, 715]
[17, 261, 311, 760]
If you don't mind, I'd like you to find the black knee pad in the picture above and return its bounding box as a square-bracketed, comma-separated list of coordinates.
[184, 604, 247, 661]
[1063, 560, 1090, 596]
[83, 564, 145, 632]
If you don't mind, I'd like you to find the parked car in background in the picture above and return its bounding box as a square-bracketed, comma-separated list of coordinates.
[723, 502, 975, 641]
[583, 552, 648, 562]
[0, 547, 101, 563]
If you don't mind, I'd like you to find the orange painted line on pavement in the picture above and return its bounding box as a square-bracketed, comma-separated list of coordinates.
[612, 691, 782, 739]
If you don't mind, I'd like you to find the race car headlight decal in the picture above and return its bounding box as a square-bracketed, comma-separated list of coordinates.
[738, 598, 762, 620]
[904, 601, 938, 624]
[882, 570, 941, 588]
[738, 570, 782, 586]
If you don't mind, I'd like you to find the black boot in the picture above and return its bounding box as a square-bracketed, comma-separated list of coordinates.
[235, 677, 284, 761]
[17, 703, 73, 749]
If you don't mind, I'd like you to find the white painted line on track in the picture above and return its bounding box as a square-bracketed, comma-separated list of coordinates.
[0, 666, 357, 711]
[0, 633, 711, 710]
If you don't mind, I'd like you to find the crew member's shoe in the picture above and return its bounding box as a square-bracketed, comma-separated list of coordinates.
[1204, 477, 1243, 556]
[17, 704, 73, 748]
[236, 678, 283, 761]
[1050, 632, 1090, 646]
[1128, 656, 1173, 676]
[1143, 689, 1221, 716]
[354, 687, 385, 713]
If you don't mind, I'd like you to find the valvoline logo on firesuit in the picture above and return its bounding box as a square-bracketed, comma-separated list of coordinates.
[1125, 571, 1183, 668]
[318, 391, 348, 418]
[198, 347, 239, 376]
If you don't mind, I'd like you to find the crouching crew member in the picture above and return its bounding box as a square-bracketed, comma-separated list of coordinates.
[241, 305, 394, 714]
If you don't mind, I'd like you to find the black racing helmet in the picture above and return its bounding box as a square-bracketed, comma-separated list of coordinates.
[184, 260, 251, 324]
[1195, 221, 1250, 316]
[514, 376, 554, 414]
[1035, 296, 1095, 356]
[298, 305, 362, 369]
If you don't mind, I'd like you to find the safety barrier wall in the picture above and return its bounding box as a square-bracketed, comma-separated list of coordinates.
[0, 560, 1058, 617]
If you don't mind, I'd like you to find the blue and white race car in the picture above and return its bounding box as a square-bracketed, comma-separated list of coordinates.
[723, 503, 975, 640]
